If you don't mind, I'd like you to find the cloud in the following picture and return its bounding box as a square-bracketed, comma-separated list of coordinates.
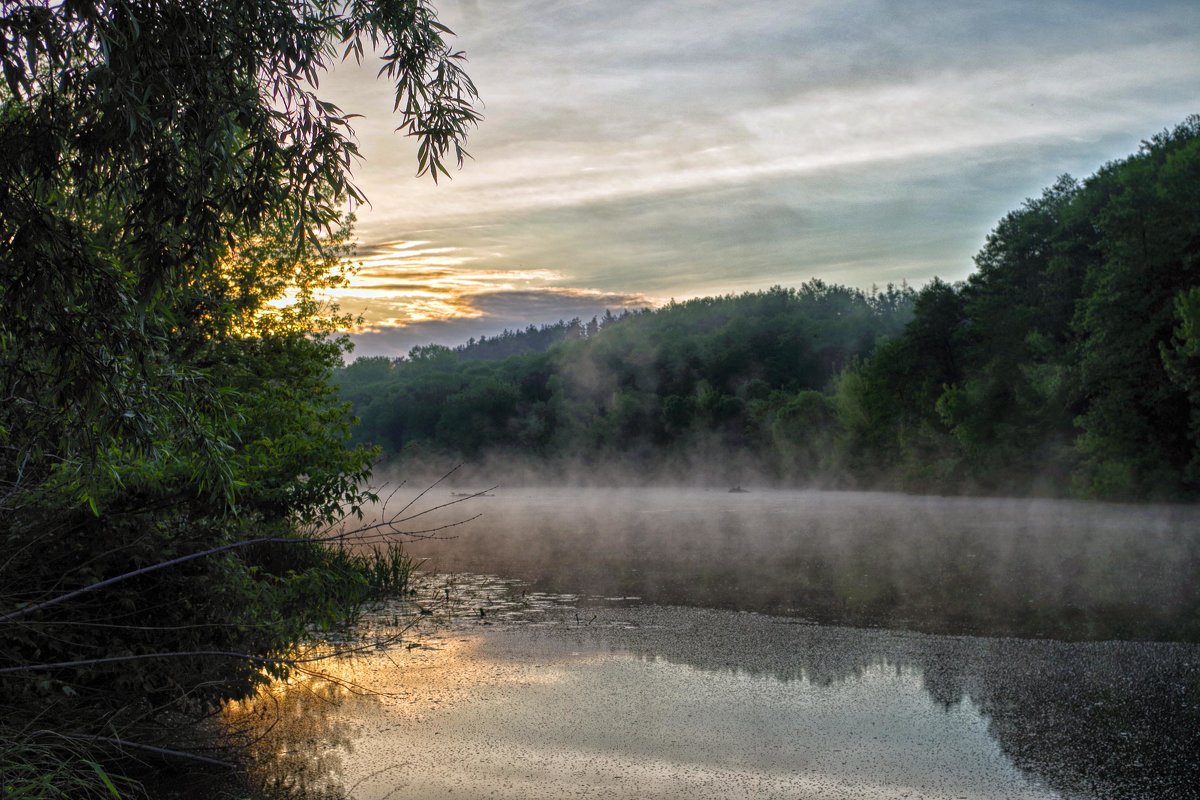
[319, 0, 1200, 340]
[346, 286, 655, 358]
[468, 288, 655, 318]
[327, 238, 658, 356]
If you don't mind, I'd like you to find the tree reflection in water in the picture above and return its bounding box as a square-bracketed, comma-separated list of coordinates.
[209, 489, 1200, 799]
[549, 608, 1200, 800]
[217, 604, 1199, 800]
[221, 667, 379, 800]
[399, 488, 1200, 641]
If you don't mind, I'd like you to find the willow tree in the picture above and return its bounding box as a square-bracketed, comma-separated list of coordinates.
[0, 1, 478, 793]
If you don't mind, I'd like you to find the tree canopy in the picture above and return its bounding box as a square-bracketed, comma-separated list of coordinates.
[0, 1, 478, 795]
[831, 118, 1200, 498]
[338, 282, 917, 482]
[1, 0, 478, 509]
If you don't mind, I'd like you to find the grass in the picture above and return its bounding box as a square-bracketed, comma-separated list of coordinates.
[0, 732, 135, 799]
[342, 543, 419, 600]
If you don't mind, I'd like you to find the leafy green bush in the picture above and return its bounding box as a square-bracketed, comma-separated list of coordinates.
[0, 0, 477, 793]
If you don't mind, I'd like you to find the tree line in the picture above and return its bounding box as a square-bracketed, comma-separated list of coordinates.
[340, 282, 916, 480]
[341, 117, 1200, 501]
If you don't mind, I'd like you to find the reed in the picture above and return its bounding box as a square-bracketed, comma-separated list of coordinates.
[0, 732, 132, 800]
[343, 544, 418, 599]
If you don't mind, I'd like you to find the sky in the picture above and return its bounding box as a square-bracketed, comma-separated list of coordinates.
[320, 0, 1200, 358]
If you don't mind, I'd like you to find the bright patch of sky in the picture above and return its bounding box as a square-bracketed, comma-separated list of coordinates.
[321, 0, 1200, 357]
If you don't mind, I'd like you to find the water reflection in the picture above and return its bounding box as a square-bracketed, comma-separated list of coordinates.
[536, 606, 1200, 799]
[398, 488, 1200, 641]
[221, 666, 376, 800]
[227, 487, 1200, 796]
[225, 601, 1200, 799]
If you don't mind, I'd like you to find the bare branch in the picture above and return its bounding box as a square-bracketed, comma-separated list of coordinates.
[0, 536, 318, 624]
[51, 733, 237, 770]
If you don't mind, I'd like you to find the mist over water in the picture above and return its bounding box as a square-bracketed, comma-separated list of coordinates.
[377, 484, 1200, 642]
[215, 483, 1200, 799]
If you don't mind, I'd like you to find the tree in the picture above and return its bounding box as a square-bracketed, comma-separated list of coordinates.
[830, 117, 1200, 499]
[1073, 117, 1200, 498]
[830, 280, 968, 490]
[1, 0, 478, 506]
[1161, 287, 1200, 484]
[937, 177, 1089, 488]
[0, 1, 478, 794]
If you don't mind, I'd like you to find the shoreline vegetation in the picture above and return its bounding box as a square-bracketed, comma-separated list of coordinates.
[339, 117, 1200, 504]
[0, 1, 478, 797]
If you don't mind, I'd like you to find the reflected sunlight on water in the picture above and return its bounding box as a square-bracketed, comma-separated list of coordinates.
[217, 600, 1200, 800]
[219, 487, 1200, 799]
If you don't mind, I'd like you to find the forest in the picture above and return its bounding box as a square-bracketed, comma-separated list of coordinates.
[340, 116, 1200, 502]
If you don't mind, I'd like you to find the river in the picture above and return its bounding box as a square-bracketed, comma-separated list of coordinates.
[223, 488, 1200, 799]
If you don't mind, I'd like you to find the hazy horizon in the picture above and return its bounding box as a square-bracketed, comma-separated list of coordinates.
[317, 0, 1200, 358]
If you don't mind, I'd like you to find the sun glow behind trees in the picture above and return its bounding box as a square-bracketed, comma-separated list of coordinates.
[0, 1, 479, 794]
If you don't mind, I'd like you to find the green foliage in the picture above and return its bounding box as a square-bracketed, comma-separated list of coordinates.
[0, 0, 477, 507]
[340, 282, 916, 480]
[455, 320, 590, 361]
[751, 389, 838, 480]
[0, 0, 477, 793]
[1162, 287, 1200, 483]
[0, 733, 133, 800]
[341, 544, 420, 598]
[0, 227, 385, 792]
[842, 116, 1200, 499]
[1072, 118, 1200, 499]
[926, 178, 1090, 489]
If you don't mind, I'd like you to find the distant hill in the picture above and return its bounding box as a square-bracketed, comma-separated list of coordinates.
[336, 281, 915, 481]
[452, 310, 640, 361]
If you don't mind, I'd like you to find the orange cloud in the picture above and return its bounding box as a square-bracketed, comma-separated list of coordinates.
[336, 240, 660, 330]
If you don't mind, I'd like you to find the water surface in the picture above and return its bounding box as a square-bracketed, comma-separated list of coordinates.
[395, 487, 1200, 641]
[227, 600, 1200, 799]
[227, 488, 1200, 798]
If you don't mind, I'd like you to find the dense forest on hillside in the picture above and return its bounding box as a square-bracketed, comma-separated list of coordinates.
[339, 282, 916, 480]
[340, 117, 1200, 501]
